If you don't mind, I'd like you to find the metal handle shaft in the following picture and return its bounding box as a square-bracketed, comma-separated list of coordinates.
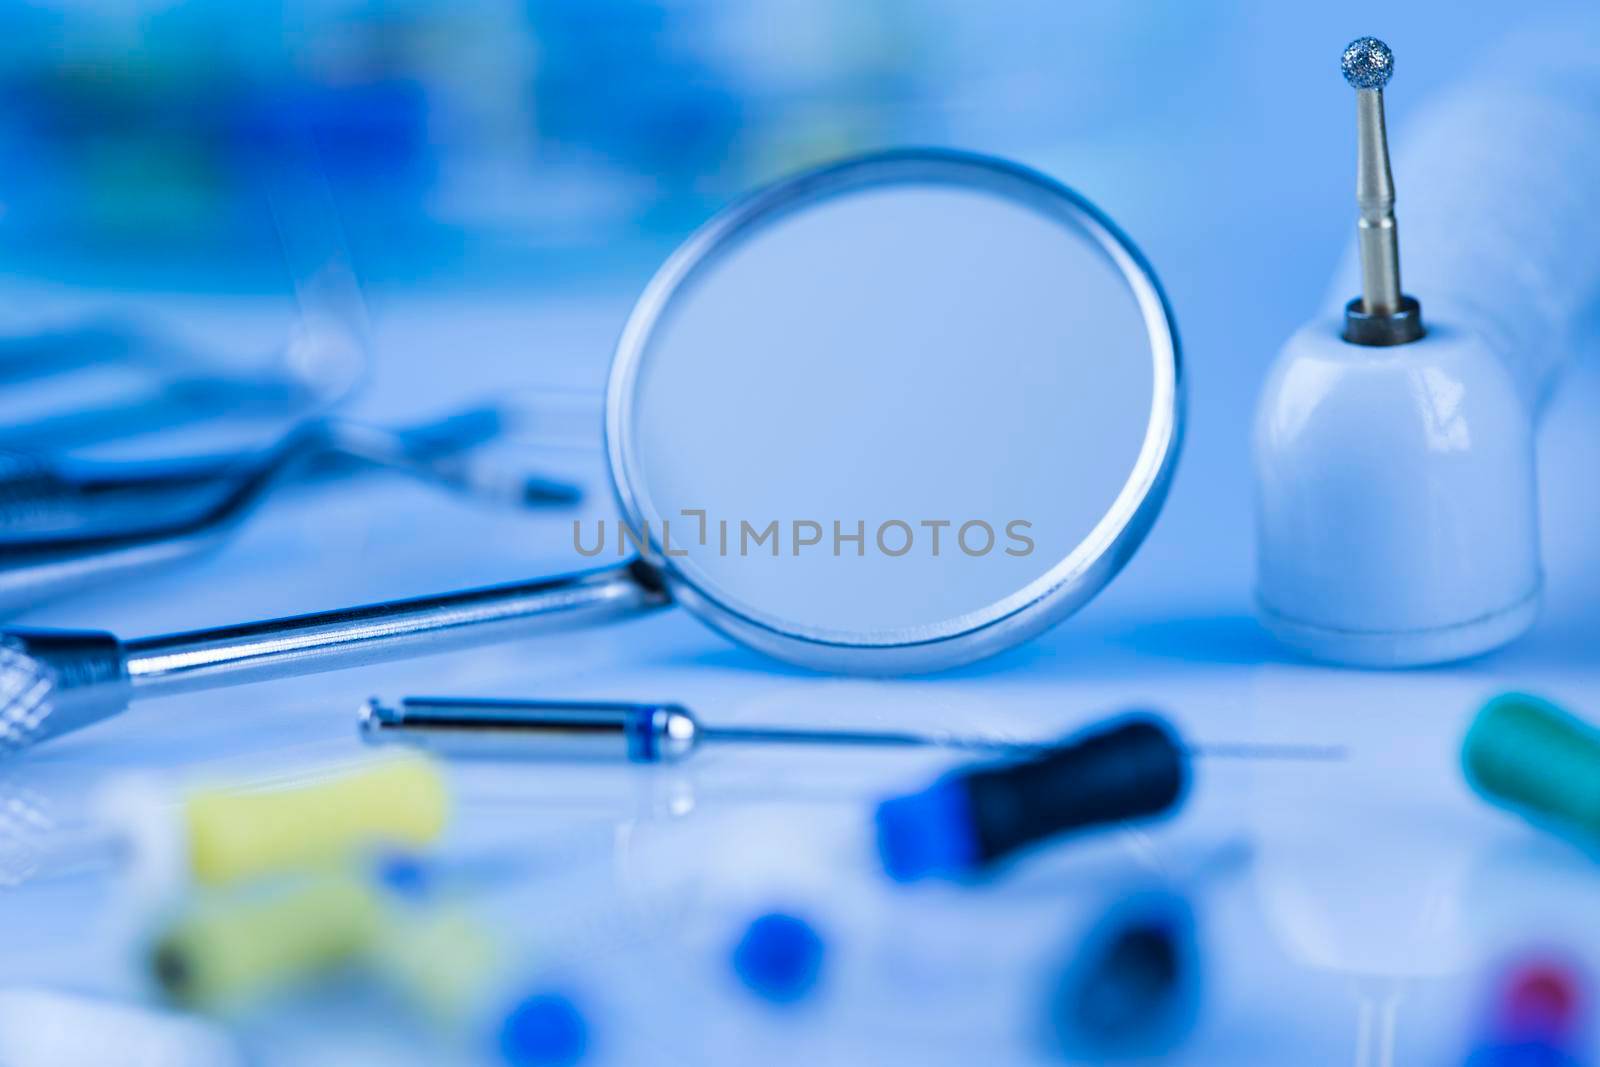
[1354, 88, 1403, 316]
[358, 694, 1353, 767]
[361, 696, 697, 762]
[123, 562, 668, 697]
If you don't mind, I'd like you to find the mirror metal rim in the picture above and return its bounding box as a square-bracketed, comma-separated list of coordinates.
[605, 147, 1183, 675]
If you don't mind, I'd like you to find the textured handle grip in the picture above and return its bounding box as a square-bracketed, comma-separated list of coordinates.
[0, 630, 130, 753]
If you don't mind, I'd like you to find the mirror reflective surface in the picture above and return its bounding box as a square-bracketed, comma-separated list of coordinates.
[609, 151, 1180, 670]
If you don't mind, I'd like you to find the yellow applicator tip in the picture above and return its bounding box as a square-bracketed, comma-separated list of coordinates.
[150, 874, 385, 1012]
[185, 755, 448, 887]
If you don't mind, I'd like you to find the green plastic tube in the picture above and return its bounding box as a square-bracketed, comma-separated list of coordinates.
[1462, 692, 1600, 848]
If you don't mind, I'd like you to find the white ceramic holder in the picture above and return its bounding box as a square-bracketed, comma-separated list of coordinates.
[1254, 65, 1600, 667]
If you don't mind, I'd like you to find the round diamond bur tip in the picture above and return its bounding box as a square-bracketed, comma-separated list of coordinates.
[1341, 36, 1393, 90]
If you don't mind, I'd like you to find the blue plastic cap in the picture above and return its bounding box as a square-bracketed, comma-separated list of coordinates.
[874, 777, 978, 882]
[1465, 1040, 1578, 1067]
[371, 851, 433, 899]
[498, 992, 588, 1067]
[732, 912, 825, 1004]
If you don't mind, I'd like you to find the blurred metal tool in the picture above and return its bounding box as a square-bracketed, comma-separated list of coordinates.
[0, 137, 592, 615]
[0, 317, 179, 385]
[0, 411, 582, 616]
[0, 135, 367, 454]
[0, 404, 581, 539]
[0, 317, 364, 454]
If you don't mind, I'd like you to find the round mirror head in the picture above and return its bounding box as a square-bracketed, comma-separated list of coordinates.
[607, 150, 1181, 674]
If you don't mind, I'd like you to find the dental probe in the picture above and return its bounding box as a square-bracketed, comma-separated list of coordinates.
[358, 697, 1347, 765]
[1340, 36, 1424, 345]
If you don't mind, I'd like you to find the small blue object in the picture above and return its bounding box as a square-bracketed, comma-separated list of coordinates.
[371, 851, 433, 899]
[498, 993, 588, 1067]
[874, 778, 978, 882]
[731, 912, 825, 1004]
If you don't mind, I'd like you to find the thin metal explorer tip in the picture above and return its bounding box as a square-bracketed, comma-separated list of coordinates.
[1341, 37, 1393, 91]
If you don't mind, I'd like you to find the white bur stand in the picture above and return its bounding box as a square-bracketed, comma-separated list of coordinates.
[1254, 57, 1600, 667]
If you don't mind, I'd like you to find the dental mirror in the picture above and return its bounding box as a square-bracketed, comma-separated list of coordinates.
[1, 149, 1181, 749]
[610, 150, 1180, 672]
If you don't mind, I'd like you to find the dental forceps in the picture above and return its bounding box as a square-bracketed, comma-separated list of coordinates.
[0, 403, 585, 537]
[0, 408, 584, 616]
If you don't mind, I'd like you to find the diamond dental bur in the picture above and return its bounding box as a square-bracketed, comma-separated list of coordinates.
[1340, 36, 1423, 345]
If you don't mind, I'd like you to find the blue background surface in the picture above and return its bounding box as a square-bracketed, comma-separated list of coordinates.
[2, 3, 1600, 1064]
